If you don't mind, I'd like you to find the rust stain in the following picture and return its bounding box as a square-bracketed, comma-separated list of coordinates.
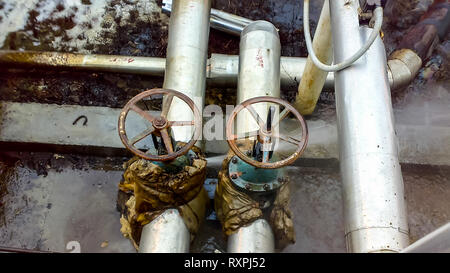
[0, 51, 84, 68]
[256, 49, 264, 68]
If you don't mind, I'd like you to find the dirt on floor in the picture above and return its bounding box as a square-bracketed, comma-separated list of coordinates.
[0, 0, 448, 112]
[0, 0, 449, 253]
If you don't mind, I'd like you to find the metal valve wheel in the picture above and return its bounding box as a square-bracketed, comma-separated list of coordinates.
[226, 96, 308, 169]
[118, 88, 201, 161]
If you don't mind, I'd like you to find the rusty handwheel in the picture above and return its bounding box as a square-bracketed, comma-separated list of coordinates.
[118, 88, 201, 161]
[226, 96, 308, 169]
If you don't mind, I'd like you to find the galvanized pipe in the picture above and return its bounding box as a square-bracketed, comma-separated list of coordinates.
[0, 50, 364, 92]
[401, 222, 450, 253]
[0, 50, 414, 97]
[163, 0, 211, 143]
[210, 8, 254, 36]
[236, 20, 281, 134]
[227, 20, 280, 253]
[139, 0, 211, 253]
[227, 219, 275, 253]
[387, 49, 422, 90]
[162, 0, 253, 36]
[207, 53, 335, 91]
[329, 0, 409, 253]
[138, 209, 190, 253]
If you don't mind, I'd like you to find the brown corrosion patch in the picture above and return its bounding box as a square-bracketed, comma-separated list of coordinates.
[0, 50, 84, 68]
[214, 146, 295, 250]
[118, 144, 208, 249]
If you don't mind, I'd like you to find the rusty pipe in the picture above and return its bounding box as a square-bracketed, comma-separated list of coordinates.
[294, 0, 333, 115]
[0, 50, 166, 76]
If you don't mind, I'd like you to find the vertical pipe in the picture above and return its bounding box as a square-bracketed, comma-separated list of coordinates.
[329, 0, 409, 253]
[139, 0, 211, 253]
[228, 20, 280, 253]
[163, 0, 211, 143]
[138, 209, 190, 253]
[294, 0, 333, 115]
[227, 219, 275, 253]
[236, 20, 281, 134]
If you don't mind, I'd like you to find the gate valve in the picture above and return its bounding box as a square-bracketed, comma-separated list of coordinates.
[118, 88, 201, 161]
[225, 96, 308, 192]
[226, 96, 308, 170]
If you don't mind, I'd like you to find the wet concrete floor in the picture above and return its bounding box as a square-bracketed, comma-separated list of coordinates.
[1, 153, 450, 252]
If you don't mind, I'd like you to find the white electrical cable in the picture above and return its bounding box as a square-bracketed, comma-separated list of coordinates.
[303, 0, 384, 72]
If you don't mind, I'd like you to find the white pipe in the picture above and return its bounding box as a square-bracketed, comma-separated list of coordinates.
[330, 0, 409, 253]
[305, 0, 384, 72]
[139, 0, 211, 253]
[163, 0, 211, 143]
[401, 222, 450, 253]
[227, 20, 280, 253]
[162, 0, 253, 36]
[236, 20, 281, 134]
[207, 53, 335, 91]
[387, 49, 422, 90]
[138, 209, 190, 253]
[11, 50, 426, 92]
[227, 219, 275, 253]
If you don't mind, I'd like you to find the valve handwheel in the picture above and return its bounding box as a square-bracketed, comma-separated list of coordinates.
[226, 96, 308, 169]
[118, 88, 201, 161]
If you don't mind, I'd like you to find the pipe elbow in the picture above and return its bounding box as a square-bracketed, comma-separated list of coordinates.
[388, 49, 422, 90]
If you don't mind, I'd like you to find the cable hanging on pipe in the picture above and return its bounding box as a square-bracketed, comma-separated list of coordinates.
[303, 0, 384, 72]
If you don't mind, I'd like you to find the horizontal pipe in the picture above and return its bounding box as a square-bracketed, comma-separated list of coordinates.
[3, 50, 413, 92]
[0, 50, 330, 90]
[387, 49, 422, 90]
[0, 246, 56, 253]
[0, 50, 166, 76]
[207, 53, 335, 91]
[162, 0, 253, 36]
